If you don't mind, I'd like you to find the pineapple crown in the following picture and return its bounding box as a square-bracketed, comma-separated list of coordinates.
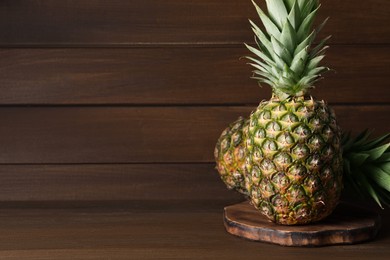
[245, 0, 330, 100]
[342, 131, 390, 209]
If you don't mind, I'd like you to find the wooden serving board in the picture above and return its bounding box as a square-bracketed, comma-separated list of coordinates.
[224, 201, 381, 247]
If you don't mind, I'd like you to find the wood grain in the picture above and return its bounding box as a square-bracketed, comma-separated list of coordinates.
[0, 46, 389, 105]
[224, 201, 381, 246]
[0, 106, 388, 164]
[0, 0, 388, 45]
[0, 206, 387, 259]
[0, 164, 242, 203]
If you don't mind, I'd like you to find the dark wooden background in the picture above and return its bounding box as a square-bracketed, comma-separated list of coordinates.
[0, 0, 389, 205]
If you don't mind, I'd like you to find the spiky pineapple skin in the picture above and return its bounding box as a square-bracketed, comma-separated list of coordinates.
[214, 117, 249, 196]
[246, 97, 343, 225]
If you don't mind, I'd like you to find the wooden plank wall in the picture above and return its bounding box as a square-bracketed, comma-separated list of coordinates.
[0, 0, 389, 205]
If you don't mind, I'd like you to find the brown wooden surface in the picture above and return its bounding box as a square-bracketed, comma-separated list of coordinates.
[0, 105, 388, 164]
[0, 0, 389, 45]
[0, 204, 387, 259]
[0, 46, 388, 105]
[224, 201, 381, 246]
[0, 164, 243, 202]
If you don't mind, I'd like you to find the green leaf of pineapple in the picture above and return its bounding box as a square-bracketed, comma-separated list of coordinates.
[248, 62, 272, 74]
[287, 0, 301, 29]
[297, 4, 320, 42]
[316, 17, 330, 34]
[301, 0, 319, 18]
[352, 129, 372, 146]
[280, 20, 297, 56]
[291, 47, 308, 75]
[360, 133, 390, 151]
[249, 20, 274, 58]
[366, 165, 390, 192]
[244, 44, 276, 67]
[380, 161, 390, 173]
[283, 0, 296, 12]
[265, 0, 289, 29]
[355, 171, 383, 208]
[310, 35, 331, 58]
[295, 30, 316, 56]
[366, 143, 390, 161]
[298, 74, 320, 86]
[347, 152, 370, 166]
[377, 153, 390, 162]
[271, 36, 293, 64]
[251, 0, 281, 39]
[305, 66, 329, 77]
[305, 55, 324, 71]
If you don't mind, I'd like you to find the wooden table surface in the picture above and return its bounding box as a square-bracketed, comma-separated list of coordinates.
[0, 202, 388, 260]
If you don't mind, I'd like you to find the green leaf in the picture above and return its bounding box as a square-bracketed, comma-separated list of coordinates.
[297, 0, 307, 9]
[316, 17, 329, 34]
[297, 4, 320, 42]
[248, 62, 272, 74]
[266, 0, 289, 29]
[280, 20, 297, 55]
[251, 0, 281, 39]
[356, 171, 383, 208]
[347, 152, 370, 166]
[294, 30, 316, 56]
[249, 20, 274, 58]
[287, 0, 301, 29]
[378, 153, 390, 162]
[367, 166, 390, 192]
[252, 77, 275, 87]
[310, 35, 331, 58]
[254, 36, 274, 60]
[291, 58, 306, 77]
[282, 64, 300, 82]
[252, 70, 279, 83]
[352, 129, 372, 146]
[244, 43, 276, 67]
[290, 47, 308, 72]
[305, 55, 324, 71]
[298, 74, 319, 86]
[301, 0, 319, 18]
[376, 187, 390, 207]
[380, 161, 390, 173]
[281, 68, 297, 85]
[271, 36, 293, 64]
[360, 133, 390, 151]
[312, 46, 329, 60]
[283, 0, 296, 11]
[366, 143, 390, 161]
[305, 66, 329, 77]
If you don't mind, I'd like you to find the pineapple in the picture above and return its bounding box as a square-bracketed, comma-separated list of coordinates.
[243, 0, 343, 225]
[214, 117, 249, 196]
[215, 0, 390, 225]
[215, 116, 390, 210]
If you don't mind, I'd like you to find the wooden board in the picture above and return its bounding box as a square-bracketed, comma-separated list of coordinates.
[0, 46, 388, 105]
[224, 201, 382, 247]
[0, 0, 388, 45]
[0, 106, 388, 164]
[0, 206, 388, 259]
[0, 164, 242, 203]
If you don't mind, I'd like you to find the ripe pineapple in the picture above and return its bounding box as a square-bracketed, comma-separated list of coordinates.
[243, 0, 343, 225]
[215, 118, 390, 210]
[214, 0, 390, 225]
[214, 117, 249, 196]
